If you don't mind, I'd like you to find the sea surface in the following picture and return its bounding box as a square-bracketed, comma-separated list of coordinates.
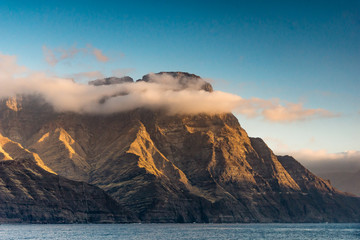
[0, 223, 359, 240]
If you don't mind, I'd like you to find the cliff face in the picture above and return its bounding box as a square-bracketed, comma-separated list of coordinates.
[0, 73, 359, 223]
[0, 158, 136, 223]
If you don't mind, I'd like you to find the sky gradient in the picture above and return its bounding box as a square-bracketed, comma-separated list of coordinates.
[0, 0, 359, 164]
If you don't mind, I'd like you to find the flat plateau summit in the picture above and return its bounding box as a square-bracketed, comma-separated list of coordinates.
[0, 72, 359, 223]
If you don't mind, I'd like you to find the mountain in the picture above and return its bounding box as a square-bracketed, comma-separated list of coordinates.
[0, 158, 138, 223]
[317, 171, 360, 196]
[89, 76, 134, 86]
[0, 129, 136, 223]
[296, 157, 360, 196]
[0, 72, 359, 223]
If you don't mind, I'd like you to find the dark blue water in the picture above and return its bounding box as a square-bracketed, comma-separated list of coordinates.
[0, 223, 359, 239]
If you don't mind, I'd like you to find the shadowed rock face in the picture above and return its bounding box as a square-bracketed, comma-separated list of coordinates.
[277, 155, 335, 193]
[140, 72, 214, 92]
[0, 72, 360, 223]
[0, 159, 137, 223]
[89, 76, 134, 86]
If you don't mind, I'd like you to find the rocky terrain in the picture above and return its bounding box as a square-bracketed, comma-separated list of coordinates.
[0, 72, 359, 223]
[0, 128, 136, 223]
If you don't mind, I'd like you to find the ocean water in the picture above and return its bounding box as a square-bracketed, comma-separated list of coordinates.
[0, 223, 359, 240]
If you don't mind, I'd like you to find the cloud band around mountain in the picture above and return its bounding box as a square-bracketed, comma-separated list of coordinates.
[0, 52, 338, 122]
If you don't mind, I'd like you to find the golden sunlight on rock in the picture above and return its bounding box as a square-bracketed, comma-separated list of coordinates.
[5, 97, 22, 112]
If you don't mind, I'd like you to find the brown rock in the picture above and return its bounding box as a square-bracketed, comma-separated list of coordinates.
[140, 72, 213, 92]
[0, 158, 137, 223]
[88, 76, 134, 86]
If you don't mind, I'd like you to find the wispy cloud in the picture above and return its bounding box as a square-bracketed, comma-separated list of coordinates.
[42, 45, 110, 66]
[262, 102, 337, 122]
[42, 46, 58, 66]
[91, 47, 109, 62]
[0, 54, 27, 78]
[42, 45, 82, 66]
[263, 137, 291, 152]
[1, 52, 338, 123]
[235, 98, 338, 122]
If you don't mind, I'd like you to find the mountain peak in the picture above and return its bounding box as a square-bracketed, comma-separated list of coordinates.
[89, 76, 134, 86]
[88, 72, 213, 93]
[139, 71, 213, 92]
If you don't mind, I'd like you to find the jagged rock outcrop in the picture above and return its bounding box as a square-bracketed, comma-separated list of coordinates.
[140, 72, 213, 92]
[0, 132, 54, 173]
[0, 72, 359, 223]
[277, 155, 335, 193]
[89, 76, 134, 86]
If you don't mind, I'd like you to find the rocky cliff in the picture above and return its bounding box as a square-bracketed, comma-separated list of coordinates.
[0, 158, 136, 223]
[0, 72, 359, 223]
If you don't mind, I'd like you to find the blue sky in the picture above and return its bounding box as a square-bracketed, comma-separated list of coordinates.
[0, 0, 359, 158]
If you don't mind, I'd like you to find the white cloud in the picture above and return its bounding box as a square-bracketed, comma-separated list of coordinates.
[234, 98, 338, 122]
[262, 102, 337, 122]
[0, 54, 27, 79]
